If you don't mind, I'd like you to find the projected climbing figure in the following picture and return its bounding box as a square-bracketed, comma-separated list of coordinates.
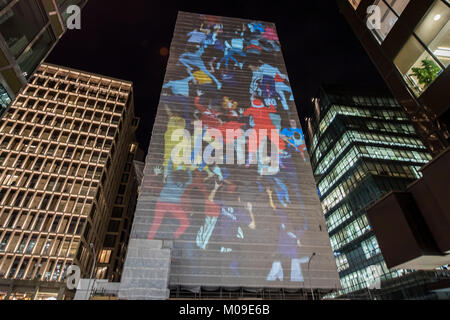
[147, 160, 192, 240]
[263, 183, 308, 282]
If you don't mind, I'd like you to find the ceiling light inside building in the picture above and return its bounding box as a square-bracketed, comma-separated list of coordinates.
[434, 47, 450, 59]
[433, 14, 441, 21]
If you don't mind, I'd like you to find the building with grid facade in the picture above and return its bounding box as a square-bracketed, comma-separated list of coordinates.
[0, 63, 139, 300]
[337, 0, 450, 156]
[95, 144, 142, 283]
[305, 86, 450, 299]
[0, 0, 88, 116]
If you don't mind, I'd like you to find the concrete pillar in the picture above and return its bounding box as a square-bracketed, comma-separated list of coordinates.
[57, 286, 65, 300]
[31, 285, 39, 300]
[4, 283, 14, 300]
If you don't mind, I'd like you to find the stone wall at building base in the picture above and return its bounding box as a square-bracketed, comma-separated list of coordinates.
[118, 239, 171, 300]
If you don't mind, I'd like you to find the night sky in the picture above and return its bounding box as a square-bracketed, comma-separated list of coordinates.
[46, 0, 390, 153]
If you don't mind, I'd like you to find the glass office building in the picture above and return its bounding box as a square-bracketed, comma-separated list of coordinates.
[0, 0, 87, 116]
[306, 86, 450, 299]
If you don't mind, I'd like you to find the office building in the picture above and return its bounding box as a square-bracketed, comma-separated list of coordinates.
[119, 11, 340, 300]
[0, 0, 88, 116]
[306, 86, 450, 299]
[338, 0, 450, 280]
[0, 63, 139, 300]
[95, 143, 141, 283]
[337, 0, 449, 156]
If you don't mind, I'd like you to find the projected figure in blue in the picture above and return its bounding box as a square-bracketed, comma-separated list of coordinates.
[147, 14, 311, 285]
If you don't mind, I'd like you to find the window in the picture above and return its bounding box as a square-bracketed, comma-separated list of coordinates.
[17, 27, 55, 79]
[98, 249, 112, 264]
[112, 207, 123, 218]
[369, 0, 410, 43]
[349, 0, 361, 9]
[0, 233, 11, 252]
[415, 0, 450, 68]
[103, 235, 116, 248]
[394, 0, 449, 96]
[108, 220, 121, 232]
[0, 0, 48, 58]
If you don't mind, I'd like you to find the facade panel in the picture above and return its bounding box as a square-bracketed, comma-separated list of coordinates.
[126, 12, 339, 292]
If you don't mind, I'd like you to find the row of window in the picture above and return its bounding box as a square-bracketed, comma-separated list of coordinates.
[326, 203, 353, 233]
[35, 66, 131, 93]
[312, 105, 410, 155]
[0, 152, 107, 178]
[324, 160, 421, 206]
[1, 115, 119, 138]
[318, 144, 430, 197]
[334, 238, 382, 277]
[0, 188, 93, 215]
[0, 255, 71, 282]
[0, 231, 80, 259]
[0, 169, 101, 195]
[314, 129, 426, 175]
[324, 93, 400, 109]
[322, 164, 369, 214]
[0, 211, 86, 236]
[317, 104, 408, 140]
[321, 158, 420, 214]
[1, 135, 113, 156]
[337, 260, 406, 295]
[27, 79, 128, 105]
[329, 215, 371, 251]
[7, 99, 124, 124]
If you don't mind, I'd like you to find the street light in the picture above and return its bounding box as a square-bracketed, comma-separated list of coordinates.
[87, 242, 97, 300]
[307, 252, 316, 300]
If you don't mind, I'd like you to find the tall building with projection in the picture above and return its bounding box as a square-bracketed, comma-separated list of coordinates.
[119, 11, 340, 300]
[0, 63, 139, 300]
[306, 86, 450, 299]
[0, 0, 88, 116]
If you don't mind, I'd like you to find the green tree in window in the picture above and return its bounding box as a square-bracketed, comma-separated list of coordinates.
[410, 59, 441, 89]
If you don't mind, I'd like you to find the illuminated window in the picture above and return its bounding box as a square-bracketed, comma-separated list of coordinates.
[394, 0, 449, 96]
[361, 236, 381, 259]
[336, 253, 350, 272]
[349, 0, 361, 10]
[369, 0, 410, 43]
[98, 249, 112, 264]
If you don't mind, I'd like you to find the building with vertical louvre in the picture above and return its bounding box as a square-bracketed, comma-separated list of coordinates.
[0, 63, 139, 300]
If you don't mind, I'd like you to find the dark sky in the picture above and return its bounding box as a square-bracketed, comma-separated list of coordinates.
[46, 0, 389, 152]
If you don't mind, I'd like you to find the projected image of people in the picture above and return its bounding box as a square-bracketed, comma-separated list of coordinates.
[146, 14, 311, 287]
